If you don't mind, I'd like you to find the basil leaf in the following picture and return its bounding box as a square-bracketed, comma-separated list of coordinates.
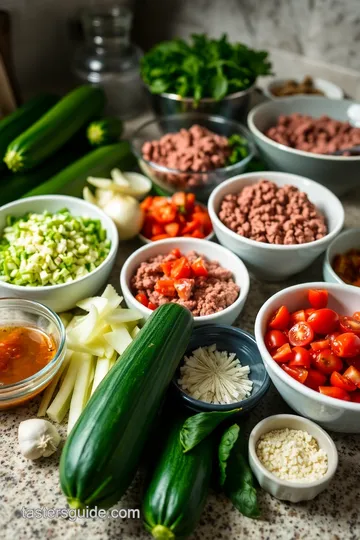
[210, 72, 229, 100]
[180, 409, 241, 453]
[218, 424, 240, 486]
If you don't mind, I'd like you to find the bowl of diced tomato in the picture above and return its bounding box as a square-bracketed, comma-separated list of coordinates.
[255, 282, 360, 433]
[139, 192, 214, 243]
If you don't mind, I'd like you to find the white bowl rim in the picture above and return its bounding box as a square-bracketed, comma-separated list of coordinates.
[248, 96, 360, 162]
[254, 281, 360, 410]
[324, 228, 360, 288]
[208, 171, 345, 251]
[248, 413, 338, 488]
[0, 195, 119, 292]
[263, 77, 344, 100]
[120, 237, 250, 322]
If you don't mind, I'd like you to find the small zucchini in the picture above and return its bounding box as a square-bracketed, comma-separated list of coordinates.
[87, 117, 123, 146]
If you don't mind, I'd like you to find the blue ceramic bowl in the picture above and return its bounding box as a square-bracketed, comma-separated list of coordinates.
[173, 324, 270, 414]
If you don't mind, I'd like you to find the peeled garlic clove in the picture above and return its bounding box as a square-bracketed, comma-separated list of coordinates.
[18, 419, 61, 460]
[83, 187, 98, 205]
[87, 177, 114, 189]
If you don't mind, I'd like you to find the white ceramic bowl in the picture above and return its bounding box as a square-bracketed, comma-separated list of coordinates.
[254, 282, 360, 433]
[0, 196, 119, 312]
[208, 171, 344, 281]
[263, 77, 344, 100]
[323, 228, 360, 286]
[120, 237, 250, 327]
[248, 414, 338, 502]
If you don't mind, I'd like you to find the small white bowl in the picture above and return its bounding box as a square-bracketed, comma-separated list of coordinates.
[263, 77, 344, 100]
[248, 414, 338, 502]
[208, 171, 344, 280]
[323, 228, 360, 287]
[0, 195, 119, 312]
[120, 237, 250, 327]
[254, 282, 360, 432]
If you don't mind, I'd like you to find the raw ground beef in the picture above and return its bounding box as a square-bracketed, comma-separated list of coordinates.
[131, 250, 239, 316]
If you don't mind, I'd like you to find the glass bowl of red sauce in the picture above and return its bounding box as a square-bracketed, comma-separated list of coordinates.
[0, 298, 66, 409]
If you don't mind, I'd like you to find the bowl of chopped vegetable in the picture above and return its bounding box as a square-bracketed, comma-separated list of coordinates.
[323, 229, 360, 288]
[0, 195, 118, 312]
[131, 113, 255, 201]
[173, 325, 270, 414]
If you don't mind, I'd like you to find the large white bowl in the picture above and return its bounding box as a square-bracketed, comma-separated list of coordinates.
[323, 228, 360, 287]
[254, 282, 360, 433]
[208, 171, 344, 281]
[120, 237, 250, 327]
[0, 196, 119, 312]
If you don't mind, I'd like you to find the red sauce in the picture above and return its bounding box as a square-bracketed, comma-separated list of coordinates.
[0, 326, 57, 386]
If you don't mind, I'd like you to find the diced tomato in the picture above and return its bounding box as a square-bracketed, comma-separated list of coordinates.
[351, 391, 360, 403]
[272, 343, 293, 363]
[269, 306, 291, 330]
[170, 248, 181, 258]
[289, 346, 311, 368]
[140, 196, 154, 211]
[161, 261, 174, 277]
[290, 310, 306, 324]
[353, 312, 360, 322]
[314, 349, 343, 375]
[331, 332, 360, 358]
[148, 302, 157, 310]
[154, 278, 176, 297]
[152, 222, 165, 237]
[343, 365, 360, 388]
[304, 369, 327, 391]
[319, 386, 351, 401]
[164, 222, 180, 237]
[191, 229, 205, 238]
[191, 257, 208, 277]
[181, 220, 199, 235]
[170, 256, 191, 279]
[282, 365, 308, 384]
[310, 338, 330, 351]
[151, 196, 169, 208]
[153, 204, 177, 224]
[265, 330, 288, 350]
[288, 322, 314, 347]
[330, 371, 357, 392]
[307, 309, 339, 335]
[186, 193, 196, 208]
[151, 234, 170, 241]
[308, 289, 329, 309]
[339, 316, 360, 335]
[192, 212, 212, 235]
[172, 192, 187, 208]
[135, 292, 148, 307]
[174, 278, 193, 301]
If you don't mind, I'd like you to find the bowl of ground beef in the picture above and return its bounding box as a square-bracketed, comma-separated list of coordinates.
[208, 171, 344, 280]
[247, 96, 360, 196]
[120, 238, 250, 326]
[131, 113, 255, 202]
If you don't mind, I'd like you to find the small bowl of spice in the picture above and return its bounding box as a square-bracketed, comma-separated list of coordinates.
[0, 298, 66, 409]
[248, 414, 338, 502]
[263, 76, 343, 100]
[323, 229, 360, 288]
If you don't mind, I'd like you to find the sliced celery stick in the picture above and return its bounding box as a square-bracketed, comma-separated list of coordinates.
[90, 356, 111, 396]
[46, 354, 80, 423]
[59, 312, 73, 328]
[131, 325, 141, 339]
[67, 306, 99, 344]
[67, 353, 95, 434]
[104, 324, 132, 355]
[76, 296, 109, 315]
[66, 337, 105, 358]
[37, 350, 73, 417]
[106, 308, 141, 324]
[109, 351, 118, 369]
[66, 315, 86, 334]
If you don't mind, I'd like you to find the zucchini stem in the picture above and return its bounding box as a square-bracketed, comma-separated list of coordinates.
[152, 525, 175, 540]
[4, 149, 23, 172]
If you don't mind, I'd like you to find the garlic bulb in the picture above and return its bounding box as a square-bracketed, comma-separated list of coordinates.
[102, 194, 144, 240]
[18, 419, 61, 460]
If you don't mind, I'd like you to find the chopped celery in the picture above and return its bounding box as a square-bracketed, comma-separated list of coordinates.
[38, 350, 73, 417]
[90, 356, 111, 396]
[76, 296, 109, 314]
[106, 308, 141, 324]
[131, 325, 141, 339]
[46, 354, 80, 423]
[104, 324, 132, 355]
[67, 353, 95, 434]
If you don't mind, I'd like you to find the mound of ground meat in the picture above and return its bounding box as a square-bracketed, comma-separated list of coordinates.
[131, 250, 239, 317]
[218, 180, 327, 245]
[265, 113, 360, 155]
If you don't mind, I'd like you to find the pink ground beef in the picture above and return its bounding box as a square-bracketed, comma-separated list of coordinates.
[131, 250, 239, 317]
[218, 179, 328, 245]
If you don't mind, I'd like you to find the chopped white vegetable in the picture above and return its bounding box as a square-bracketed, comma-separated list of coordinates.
[90, 356, 112, 396]
[104, 324, 132, 355]
[38, 350, 73, 417]
[106, 308, 142, 324]
[67, 353, 95, 434]
[59, 312, 73, 328]
[46, 354, 81, 423]
[131, 325, 141, 339]
[76, 296, 109, 314]
[111, 168, 130, 186]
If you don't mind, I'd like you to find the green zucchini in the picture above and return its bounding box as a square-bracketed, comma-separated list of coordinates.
[4, 86, 105, 172]
[59, 303, 193, 509]
[23, 141, 135, 198]
[143, 416, 213, 540]
[0, 94, 58, 169]
[87, 117, 123, 146]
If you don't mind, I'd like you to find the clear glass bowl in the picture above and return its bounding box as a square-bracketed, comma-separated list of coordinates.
[0, 298, 66, 409]
[131, 113, 255, 202]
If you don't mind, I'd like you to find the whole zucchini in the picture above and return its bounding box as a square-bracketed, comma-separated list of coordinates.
[4, 85, 105, 172]
[87, 117, 123, 146]
[0, 94, 58, 168]
[143, 416, 213, 540]
[60, 303, 193, 509]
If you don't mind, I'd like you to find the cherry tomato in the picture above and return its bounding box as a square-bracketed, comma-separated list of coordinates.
[353, 312, 360, 322]
[331, 332, 360, 358]
[282, 365, 308, 384]
[174, 278, 193, 301]
[154, 278, 176, 297]
[307, 309, 339, 335]
[269, 306, 291, 330]
[135, 292, 148, 307]
[265, 330, 288, 350]
[345, 356, 360, 370]
[310, 338, 330, 351]
[289, 346, 311, 368]
[290, 310, 306, 325]
[191, 257, 208, 277]
[314, 349, 343, 375]
[304, 369, 327, 391]
[339, 316, 360, 335]
[351, 391, 360, 403]
[161, 261, 174, 277]
[308, 289, 329, 309]
[169, 248, 181, 258]
[272, 343, 293, 363]
[170, 257, 192, 279]
[164, 222, 180, 237]
[319, 386, 351, 401]
[343, 365, 360, 388]
[148, 302, 157, 310]
[305, 308, 316, 319]
[288, 322, 314, 347]
[330, 371, 357, 392]
[153, 203, 177, 224]
[326, 332, 340, 346]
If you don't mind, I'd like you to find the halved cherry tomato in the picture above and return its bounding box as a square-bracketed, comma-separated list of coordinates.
[154, 278, 176, 297]
[308, 289, 329, 309]
[148, 302, 157, 310]
[289, 346, 311, 368]
[343, 365, 360, 388]
[310, 338, 330, 351]
[272, 343, 293, 363]
[161, 261, 174, 277]
[304, 369, 327, 391]
[319, 386, 351, 401]
[174, 278, 193, 301]
[151, 234, 170, 241]
[192, 212, 212, 235]
[331, 332, 360, 358]
[288, 322, 314, 347]
[282, 365, 308, 384]
[331, 371, 357, 391]
[153, 204, 177, 224]
[339, 316, 360, 335]
[314, 349, 343, 375]
[353, 312, 360, 322]
[135, 292, 148, 307]
[164, 222, 180, 237]
[170, 257, 191, 279]
[327, 331, 340, 346]
[170, 248, 181, 258]
[191, 257, 208, 277]
[290, 310, 306, 324]
[269, 306, 291, 330]
[307, 309, 339, 335]
[305, 308, 316, 319]
[265, 330, 288, 350]
[351, 391, 360, 403]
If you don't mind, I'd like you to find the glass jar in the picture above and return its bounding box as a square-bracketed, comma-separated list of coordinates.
[72, 4, 145, 120]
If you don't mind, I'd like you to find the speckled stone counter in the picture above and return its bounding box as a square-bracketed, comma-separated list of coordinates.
[1, 160, 360, 540]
